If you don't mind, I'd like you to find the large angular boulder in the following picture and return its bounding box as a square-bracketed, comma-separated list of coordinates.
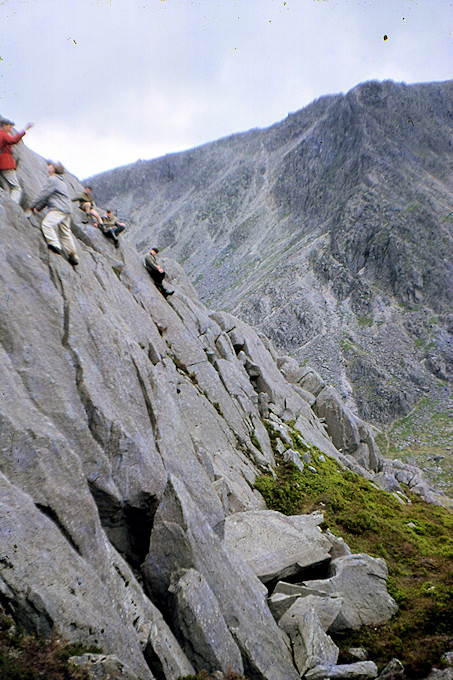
[224, 510, 332, 583]
[306, 661, 378, 679]
[269, 582, 342, 621]
[298, 367, 326, 397]
[315, 386, 361, 454]
[168, 568, 243, 674]
[143, 476, 300, 680]
[303, 554, 398, 632]
[280, 595, 344, 633]
[277, 355, 306, 384]
[314, 387, 383, 471]
[279, 605, 339, 676]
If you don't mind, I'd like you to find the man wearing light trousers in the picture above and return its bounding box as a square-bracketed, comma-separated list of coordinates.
[31, 162, 79, 266]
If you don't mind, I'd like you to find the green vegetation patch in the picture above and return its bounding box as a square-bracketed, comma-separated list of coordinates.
[255, 422, 453, 679]
[379, 396, 453, 497]
[357, 314, 374, 328]
[0, 612, 100, 680]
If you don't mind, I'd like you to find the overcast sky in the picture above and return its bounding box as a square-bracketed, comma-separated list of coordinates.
[1, 0, 452, 180]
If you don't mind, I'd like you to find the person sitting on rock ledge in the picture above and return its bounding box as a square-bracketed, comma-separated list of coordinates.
[72, 185, 104, 227]
[99, 209, 126, 247]
[144, 248, 174, 298]
[31, 162, 79, 266]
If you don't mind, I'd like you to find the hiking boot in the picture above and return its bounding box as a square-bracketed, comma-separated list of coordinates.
[104, 228, 120, 247]
[48, 243, 63, 255]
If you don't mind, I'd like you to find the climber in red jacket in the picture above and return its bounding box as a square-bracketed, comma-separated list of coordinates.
[0, 117, 34, 204]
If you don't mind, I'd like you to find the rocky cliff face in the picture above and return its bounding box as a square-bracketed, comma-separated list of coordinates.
[0, 135, 449, 680]
[88, 79, 453, 428]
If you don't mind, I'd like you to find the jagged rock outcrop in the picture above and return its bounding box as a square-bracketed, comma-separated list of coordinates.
[0, 135, 442, 679]
[88, 79, 453, 429]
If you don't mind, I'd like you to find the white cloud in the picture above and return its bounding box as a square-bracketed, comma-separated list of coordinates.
[2, 0, 452, 179]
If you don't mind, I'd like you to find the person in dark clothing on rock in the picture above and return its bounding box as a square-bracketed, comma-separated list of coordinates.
[72, 186, 103, 227]
[144, 248, 174, 298]
[100, 209, 126, 247]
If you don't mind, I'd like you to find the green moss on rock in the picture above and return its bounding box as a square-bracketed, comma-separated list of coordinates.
[255, 422, 453, 679]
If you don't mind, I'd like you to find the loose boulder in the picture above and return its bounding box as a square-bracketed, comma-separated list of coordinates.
[306, 661, 378, 679]
[279, 605, 339, 676]
[224, 509, 332, 584]
[303, 554, 398, 632]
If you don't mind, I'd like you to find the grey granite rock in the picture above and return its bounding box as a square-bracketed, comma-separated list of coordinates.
[224, 509, 332, 584]
[88, 81, 453, 430]
[169, 568, 243, 674]
[1, 136, 437, 680]
[69, 654, 138, 680]
[314, 387, 361, 454]
[279, 605, 339, 676]
[303, 554, 398, 632]
[143, 476, 300, 680]
[306, 661, 378, 679]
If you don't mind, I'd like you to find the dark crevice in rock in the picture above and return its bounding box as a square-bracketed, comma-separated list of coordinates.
[47, 260, 63, 295]
[143, 640, 167, 680]
[0, 593, 14, 619]
[66, 345, 162, 569]
[34, 503, 81, 556]
[239, 646, 265, 680]
[23, 594, 55, 637]
[185, 359, 209, 370]
[88, 482, 158, 568]
[265, 558, 332, 595]
[131, 356, 159, 434]
[166, 350, 207, 380]
[61, 296, 70, 349]
[53, 269, 71, 351]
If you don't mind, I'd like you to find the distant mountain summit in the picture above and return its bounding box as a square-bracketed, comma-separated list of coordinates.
[89, 79, 453, 425]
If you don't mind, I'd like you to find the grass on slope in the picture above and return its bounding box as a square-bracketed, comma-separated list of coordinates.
[254, 422, 453, 680]
[375, 393, 453, 499]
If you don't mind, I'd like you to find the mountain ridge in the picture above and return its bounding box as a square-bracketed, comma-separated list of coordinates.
[89, 78, 453, 433]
